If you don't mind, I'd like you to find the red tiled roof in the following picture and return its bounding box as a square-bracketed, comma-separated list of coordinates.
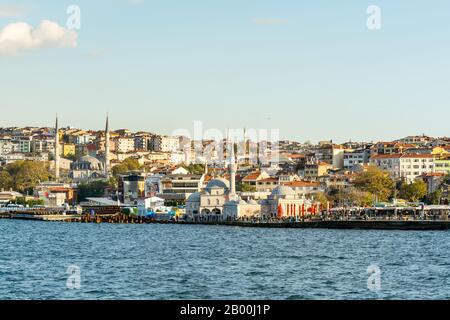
[242, 172, 261, 181]
[258, 178, 278, 183]
[420, 172, 446, 177]
[284, 181, 321, 188]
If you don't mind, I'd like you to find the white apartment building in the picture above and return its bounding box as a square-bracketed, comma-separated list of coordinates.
[399, 154, 434, 183]
[150, 135, 180, 153]
[344, 149, 370, 170]
[370, 154, 435, 183]
[115, 137, 135, 153]
[17, 137, 32, 153]
[31, 139, 55, 154]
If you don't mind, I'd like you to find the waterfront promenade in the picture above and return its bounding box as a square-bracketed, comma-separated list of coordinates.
[2, 207, 450, 230]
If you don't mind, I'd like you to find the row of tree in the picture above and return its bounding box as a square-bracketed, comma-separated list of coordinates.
[314, 166, 449, 207]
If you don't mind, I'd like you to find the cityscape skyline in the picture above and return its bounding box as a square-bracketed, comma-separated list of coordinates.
[1, 0, 450, 142]
[0, 117, 442, 145]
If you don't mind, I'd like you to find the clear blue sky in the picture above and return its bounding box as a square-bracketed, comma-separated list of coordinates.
[1, 0, 449, 143]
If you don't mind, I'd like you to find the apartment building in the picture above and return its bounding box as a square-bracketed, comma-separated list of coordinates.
[370, 154, 435, 183]
[150, 135, 180, 153]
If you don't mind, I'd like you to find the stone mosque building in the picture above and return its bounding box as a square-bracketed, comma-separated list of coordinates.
[68, 115, 111, 182]
[186, 141, 320, 222]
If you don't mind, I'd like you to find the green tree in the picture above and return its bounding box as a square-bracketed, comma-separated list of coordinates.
[0, 171, 12, 190]
[15, 197, 45, 206]
[311, 192, 330, 207]
[182, 163, 205, 175]
[328, 187, 373, 207]
[353, 166, 395, 202]
[237, 183, 256, 192]
[398, 180, 428, 203]
[425, 189, 443, 205]
[0, 161, 51, 193]
[77, 180, 111, 202]
[112, 158, 143, 177]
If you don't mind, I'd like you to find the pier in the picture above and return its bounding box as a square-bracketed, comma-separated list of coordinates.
[1, 205, 450, 230]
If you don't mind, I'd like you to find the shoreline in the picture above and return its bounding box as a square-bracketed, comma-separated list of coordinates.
[1, 213, 450, 230]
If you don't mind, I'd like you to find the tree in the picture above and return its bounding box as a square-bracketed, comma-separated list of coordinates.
[353, 166, 395, 202]
[399, 180, 427, 203]
[311, 192, 329, 207]
[15, 197, 45, 206]
[425, 189, 443, 205]
[112, 158, 143, 177]
[0, 161, 51, 193]
[182, 163, 205, 175]
[237, 183, 256, 192]
[0, 171, 12, 190]
[77, 180, 110, 202]
[328, 187, 373, 207]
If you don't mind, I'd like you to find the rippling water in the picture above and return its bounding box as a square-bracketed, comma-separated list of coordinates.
[1, 219, 450, 300]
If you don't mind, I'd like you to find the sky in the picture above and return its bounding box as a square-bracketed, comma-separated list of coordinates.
[0, 0, 449, 143]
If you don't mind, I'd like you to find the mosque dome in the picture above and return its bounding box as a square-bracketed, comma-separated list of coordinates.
[206, 178, 230, 190]
[247, 199, 258, 205]
[271, 186, 296, 197]
[187, 192, 201, 202]
[225, 200, 239, 206]
[72, 155, 104, 171]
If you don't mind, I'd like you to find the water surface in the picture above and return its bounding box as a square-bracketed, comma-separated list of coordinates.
[0, 219, 449, 300]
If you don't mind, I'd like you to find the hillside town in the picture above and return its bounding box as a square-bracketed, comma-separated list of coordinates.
[0, 115, 449, 222]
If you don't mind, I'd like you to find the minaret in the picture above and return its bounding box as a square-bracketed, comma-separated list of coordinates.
[54, 114, 60, 181]
[228, 132, 237, 200]
[104, 114, 110, 177]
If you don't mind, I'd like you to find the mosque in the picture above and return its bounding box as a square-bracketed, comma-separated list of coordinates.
[186, 140, 320, 222]
[58, 115, 111, 182]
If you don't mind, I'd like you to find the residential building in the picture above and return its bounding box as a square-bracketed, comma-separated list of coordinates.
[150, 135, 180, 153]
[313, 143, 346, 169]
[256, 178, 279, 193]
[242, 171, 270, 186]
[161, 174, 205, 199]
[18, 137, 32, 153]
[134, 135, 151, 151]
[304, 160, 332, 179]
[118, 172, 146, 204]
[115, 137, 135, 153]
[371, 142, 415, 156]
[434, 156, 450, 175]
[282, 180, 324, 196]
[371, 154, 435, 183]
[343, 149, 370, 170]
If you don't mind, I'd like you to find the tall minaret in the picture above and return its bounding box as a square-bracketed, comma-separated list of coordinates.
[104, 114, 110, 177]
[228, 132, 237, 200]
[54, 114, 60, 181]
